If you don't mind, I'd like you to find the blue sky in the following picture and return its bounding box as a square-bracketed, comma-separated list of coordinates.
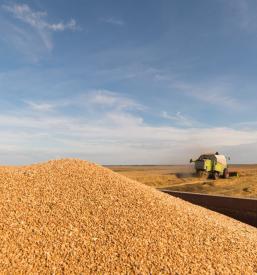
[1, 0, 257, 164]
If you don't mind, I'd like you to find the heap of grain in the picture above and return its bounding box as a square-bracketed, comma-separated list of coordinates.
[0, 159, 256, 274]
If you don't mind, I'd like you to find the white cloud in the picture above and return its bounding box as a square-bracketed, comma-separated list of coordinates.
[48, 19, 78, 31]
[2, 3, 79, 32]
[101, 17, 124, 26]
[0, 20, 50, 61]
[0, 105, 257, 164]
[2, 3, 47, 28]
[1, 3, 79, 58]
[88, 90, 119, 105]
[25, 101, 56, 112]
[172, 79, 242, 110]
[22, 90, 145, 113]
[161, 111, 194, 127]
[105, 112, 144, 127]
[86, 90, 145, 111]
[0, 90, 257, 165]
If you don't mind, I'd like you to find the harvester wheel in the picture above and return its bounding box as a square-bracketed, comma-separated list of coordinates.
[223, 168, 229, 179]
[213, 172, 219, 180]
[196, 171, 208, 179]
[196, 171, 203, 178]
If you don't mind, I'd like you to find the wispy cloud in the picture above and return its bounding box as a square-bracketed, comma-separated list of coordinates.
[25, 101, 56, 112]
[2, 3, 79, 32]
[1, 3, 79, 59]
[0, 90, 256, 164]
[86, 90, 144, 111]
[161, 111, 195, 127]
[0, 20, 49, 61]
[23, 90, 145, 113]
[232, 120, 257, 131]
[191, 90, 239, 110]
[1, 74, 257, 165]
[172, 79, 242, 110]
[100, 17, 124, 26]
[0, 108, 257, 164]
[47, 19, 78, 31]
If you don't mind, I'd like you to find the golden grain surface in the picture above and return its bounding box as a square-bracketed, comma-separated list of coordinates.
[0, 159, 256, 274]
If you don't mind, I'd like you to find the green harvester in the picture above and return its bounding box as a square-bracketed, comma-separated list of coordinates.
[190, 152, 230, 180]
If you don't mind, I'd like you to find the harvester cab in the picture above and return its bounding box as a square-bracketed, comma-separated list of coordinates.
[190, 152, 229, 180]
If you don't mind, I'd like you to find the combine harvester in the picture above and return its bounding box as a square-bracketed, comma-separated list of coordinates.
[190, 152, 238, 180]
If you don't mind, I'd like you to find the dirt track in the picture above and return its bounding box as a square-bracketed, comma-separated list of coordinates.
[0, 159, 256, 274]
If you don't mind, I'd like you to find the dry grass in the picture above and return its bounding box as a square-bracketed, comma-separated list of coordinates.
[109, 164, 257, 198]
[0, 159, 257, 274]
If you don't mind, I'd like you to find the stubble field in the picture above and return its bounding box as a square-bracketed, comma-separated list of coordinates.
[109, 164, 257, 198]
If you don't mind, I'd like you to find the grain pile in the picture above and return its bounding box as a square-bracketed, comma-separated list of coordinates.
[0, 159, 256, 274]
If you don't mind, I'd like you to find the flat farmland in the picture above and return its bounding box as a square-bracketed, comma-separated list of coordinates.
[108, 164, 257, 199]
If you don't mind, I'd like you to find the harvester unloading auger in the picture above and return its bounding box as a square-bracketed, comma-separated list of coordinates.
[190, 152, 238, 180]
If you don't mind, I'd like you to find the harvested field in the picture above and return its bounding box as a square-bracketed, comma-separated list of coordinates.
[0, 159, 257, 274]
[110, 164, 257, 198]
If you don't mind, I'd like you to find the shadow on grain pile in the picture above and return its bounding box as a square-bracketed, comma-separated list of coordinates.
[0, 159, 256, 274]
